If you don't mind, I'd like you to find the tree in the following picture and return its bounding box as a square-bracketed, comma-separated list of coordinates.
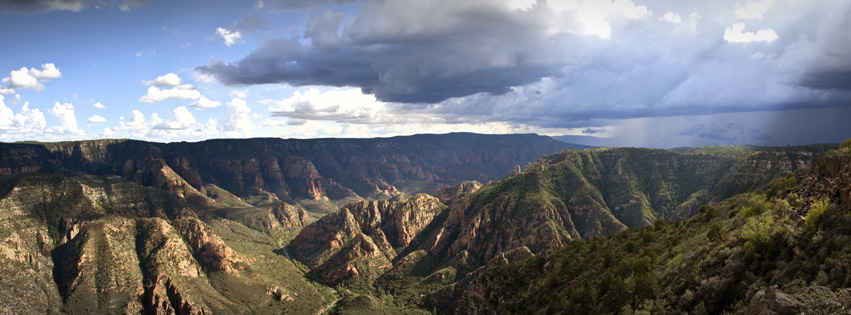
[707, 222, 722, 241]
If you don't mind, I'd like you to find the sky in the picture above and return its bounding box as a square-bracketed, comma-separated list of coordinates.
[0, 0, 850, 148]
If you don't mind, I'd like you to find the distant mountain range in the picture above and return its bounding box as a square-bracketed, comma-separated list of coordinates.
[1, 133, 575, 215]
[0, 133, 840, 314]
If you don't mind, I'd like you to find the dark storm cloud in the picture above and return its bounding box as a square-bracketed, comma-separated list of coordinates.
[799, 72, 851, 91]
[200, 1, 569, 103]
[678, 123, 771, 143]
[213, 0, 851, 135]
[0, 0, 93, 12]
[582, 128, 605, 134]
[0, 0, 146, 13]
[795, 7, 851, 91]
[260, 0, 356, 12]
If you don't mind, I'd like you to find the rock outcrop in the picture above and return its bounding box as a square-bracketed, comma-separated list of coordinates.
[746, 286, 801, 315]
[273, 203, 308, 228]
[787, 151, 851, 213]
[287, 194, 446, 284]
[0, 221, 62, 314]
[173, 218, 245, 273]
[433, 181, 484, 205]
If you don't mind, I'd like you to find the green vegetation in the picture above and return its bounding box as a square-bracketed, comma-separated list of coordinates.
[668, 144, 766, 159]
[464, 181, 850, 314]
[805, 199, 832, 231]
[437, 144, 831, 262]
[740, 194, 769, 218]
[328, 294, 430, 315]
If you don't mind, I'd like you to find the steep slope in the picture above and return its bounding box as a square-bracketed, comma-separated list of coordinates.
[0, 173, 333, 314]
[457, 143, 851, 314]
[54, 217, 145, 314]
[0, 175, 63, 313]
[287, 194, 446, 285]
[421, 145, 829, 264]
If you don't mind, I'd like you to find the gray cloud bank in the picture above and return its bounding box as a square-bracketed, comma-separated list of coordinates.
[199, 0, 851, 130]
[0, 0, 147, 13]
[200, 1, 568, 103]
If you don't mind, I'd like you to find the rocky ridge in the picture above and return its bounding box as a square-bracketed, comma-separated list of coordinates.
[287, 194, 446, 284]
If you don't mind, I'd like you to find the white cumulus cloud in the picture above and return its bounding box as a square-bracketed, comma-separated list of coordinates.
[192, 70, 217, 84]
[190, 96, 222, 109]
[142, 73, 182, 87]
[118, 107, 218, 140]
[93, 102, 106, 109]
[48, 102, 82, 135]
[266, 88, 387, 123]
[3, 68, 41, 91]
[1, 63, 62, 92]
[27, 63, 62, 80]
[139, 84, 201, 103]
[119, 110, 149, 136]
[153, 106, 198, 130]
[0, 96, 48, 135]
[660, 12, 681, 24]
[216, 27, 243, 47]
[230, 90, 248, 98]
[87, 114, 106, 123]
[100, 127, 118, 137]
[723, 22, 778, 43]
[222, 98, 254, 132]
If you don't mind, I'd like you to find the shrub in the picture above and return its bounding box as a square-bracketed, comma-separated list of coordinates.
[625, 240, 637, 253]
[699, 205, 715, 221]
[641, 229, 655, 243]
[742, 215, 774, 255]
[741, 194, 769, 218]
[806, 199, 833, 231]
[787, 193, 803, 207]
[766, 173, 796, 198]
[841, 138, 851, 150]
[772, 199, 792, 216]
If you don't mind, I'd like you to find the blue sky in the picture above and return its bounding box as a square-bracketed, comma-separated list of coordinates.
[1, 0, 850, 147]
